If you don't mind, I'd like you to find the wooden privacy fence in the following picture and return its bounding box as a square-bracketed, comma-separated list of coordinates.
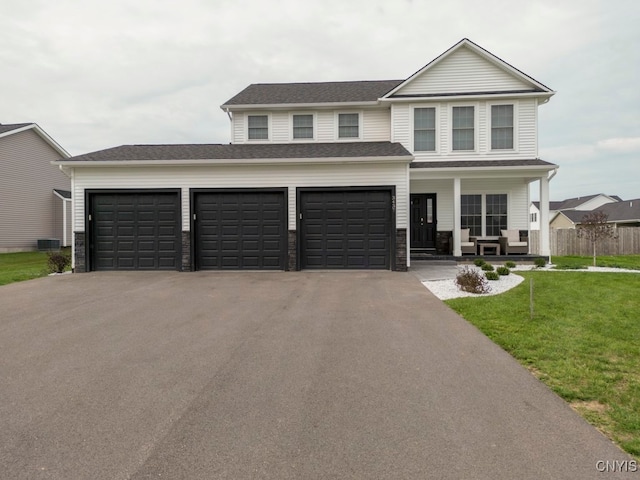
[529, 228, 640, 256]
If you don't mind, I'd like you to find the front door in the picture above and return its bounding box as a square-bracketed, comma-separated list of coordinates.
[410, 193, 437, 249]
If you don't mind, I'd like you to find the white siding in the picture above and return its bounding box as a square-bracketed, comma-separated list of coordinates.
[230, 107, 391, 143]
[232, 112, 244, 144]
[271, 112, 289, 142]
[392, 99, 538, 161]
[409, 177, 529, 232]
[362, 109, 391, 141]
[396, 46, 532, 96]
[410, 179, 455, 230]
[461, 178, 530, 231]
[73, 163, 408, 232]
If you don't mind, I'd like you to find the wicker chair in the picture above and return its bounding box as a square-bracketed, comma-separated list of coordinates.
[460, 228, 477, 255]
[498, 229, 529, 255]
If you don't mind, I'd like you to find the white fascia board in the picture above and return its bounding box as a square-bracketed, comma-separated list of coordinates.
[53, 156, 414, 168]
[410, 165, 557, 180]
[383, 38, 554, 98]
[220, 101, 381, 111]
[379, 91, 554, 104]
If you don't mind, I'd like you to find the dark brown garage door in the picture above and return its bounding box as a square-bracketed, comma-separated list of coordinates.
[300, 189, 392, 269]
[193, 190, 287, 270]
[89, 191, 181, 271]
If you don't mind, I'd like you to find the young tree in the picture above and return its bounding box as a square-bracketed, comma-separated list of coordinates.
[576, 211, 617, 266]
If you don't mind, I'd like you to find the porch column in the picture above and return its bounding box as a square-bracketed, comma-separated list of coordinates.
[539, 175, 551, 258]
[453, 177, 461, 256]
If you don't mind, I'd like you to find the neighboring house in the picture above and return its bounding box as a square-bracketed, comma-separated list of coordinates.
[531, 193, 621, 230]
[54, 38, 557, 272]
[0, 123, 71, 252]
[551, 198, 640, 228]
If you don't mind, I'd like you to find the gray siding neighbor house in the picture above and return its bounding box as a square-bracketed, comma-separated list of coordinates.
[0, 123, 71, 252]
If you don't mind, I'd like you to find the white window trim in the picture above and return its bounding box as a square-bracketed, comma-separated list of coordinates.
[461, 192, 509, 238]
[245, 113, 271, 142]
[335, 111, 362, 141]
[410, 104, 439, 155]
[449, 103, 479, 154]
[487, 101, 519, 153]
[289, 112, 316, 142]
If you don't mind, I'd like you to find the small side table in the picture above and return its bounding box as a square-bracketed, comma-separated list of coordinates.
[479, 242, 501, 256]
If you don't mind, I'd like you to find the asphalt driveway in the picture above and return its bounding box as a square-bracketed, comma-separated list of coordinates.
[0, 271, 635, 479]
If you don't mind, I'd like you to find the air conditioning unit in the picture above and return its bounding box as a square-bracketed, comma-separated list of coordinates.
[37, 239, 61, 251]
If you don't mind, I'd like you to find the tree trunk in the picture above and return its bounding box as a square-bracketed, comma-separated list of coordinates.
[593, 241, 597, 267]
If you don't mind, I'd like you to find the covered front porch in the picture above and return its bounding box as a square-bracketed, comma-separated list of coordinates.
[407, 160, 557, 266]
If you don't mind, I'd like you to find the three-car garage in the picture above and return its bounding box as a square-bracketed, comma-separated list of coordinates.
[86, 187, 395, 272]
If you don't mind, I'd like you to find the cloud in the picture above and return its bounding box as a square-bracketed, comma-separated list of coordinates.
[596, 137, 640, 153]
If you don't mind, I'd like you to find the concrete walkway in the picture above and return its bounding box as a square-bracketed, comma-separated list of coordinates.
[0, 271, 635, 479]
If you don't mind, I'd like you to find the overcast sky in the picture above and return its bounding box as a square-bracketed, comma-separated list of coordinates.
[2, 0, 638, 201]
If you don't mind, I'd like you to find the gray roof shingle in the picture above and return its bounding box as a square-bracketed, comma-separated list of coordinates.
[61, 142, 413, 162]
[561, 199, 640, 223]
[0, 123, 32, 135]
[222, 80, 404, 106]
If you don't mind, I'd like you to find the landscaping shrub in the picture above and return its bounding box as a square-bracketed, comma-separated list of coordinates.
[47, 251, 71, 274]
[473, 258, 486, 267]
[505, 261, 516, 269]
[496, 266, 510, 276]
[534, 257, 547, 268]
[455, 266, 491, 294]
[481, 263, 494, 271]
[485, 271, 500, 281]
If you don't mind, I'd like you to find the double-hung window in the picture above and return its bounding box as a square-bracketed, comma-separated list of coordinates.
[247, 115, 268, 140]
[452, 106, 474, 151]
[461, 193, 508, 237]
[293, 114, 314, 139]
[414, 107, 436, 152]
[491, 104, 514, 150]
[338, 113, 359, 138]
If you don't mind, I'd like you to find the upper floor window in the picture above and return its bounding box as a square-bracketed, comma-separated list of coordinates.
[452, 106, 474, 151]
[414, 107, 436, 152]
[248, 115, 268, 140]
[338, 113, 359, 138]
[491, 104, 514, 150]
[293, 114, 313, 139]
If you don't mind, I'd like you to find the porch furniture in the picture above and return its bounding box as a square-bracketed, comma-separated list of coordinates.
[479, 242, 500, 256]
[499, 229, 529, 255]
[460, 228, 477, 255]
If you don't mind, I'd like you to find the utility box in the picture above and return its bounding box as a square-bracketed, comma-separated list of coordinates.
[37, 239, 61, 251]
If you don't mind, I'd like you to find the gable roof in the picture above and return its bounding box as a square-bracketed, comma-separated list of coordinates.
[554, 199, 640, 224]
[221, 80, 403, 108]
[382, 38, 554, 99]
[221, 39, 553, 109]
[56, 142, 413, 165]
[0, 123, 70, 158]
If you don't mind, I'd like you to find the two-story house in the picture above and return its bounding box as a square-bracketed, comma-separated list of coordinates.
[55, 38, 557, 272]
[1, 123, 71, 252]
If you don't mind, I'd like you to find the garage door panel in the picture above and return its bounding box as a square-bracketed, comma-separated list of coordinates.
[301, 190, 391, 269]
[91, 192, 180, 271]
[195, 191, 286, 270]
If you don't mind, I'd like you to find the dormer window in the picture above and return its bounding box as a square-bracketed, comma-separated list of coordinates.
[338, 113, 359, 139]
[248, 115, 269, 140]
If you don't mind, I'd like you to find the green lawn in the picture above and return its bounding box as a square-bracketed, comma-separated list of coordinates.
[552, 255, 640, 270]
[0, 250, 69, 286]
[446, 270, 640, 459]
